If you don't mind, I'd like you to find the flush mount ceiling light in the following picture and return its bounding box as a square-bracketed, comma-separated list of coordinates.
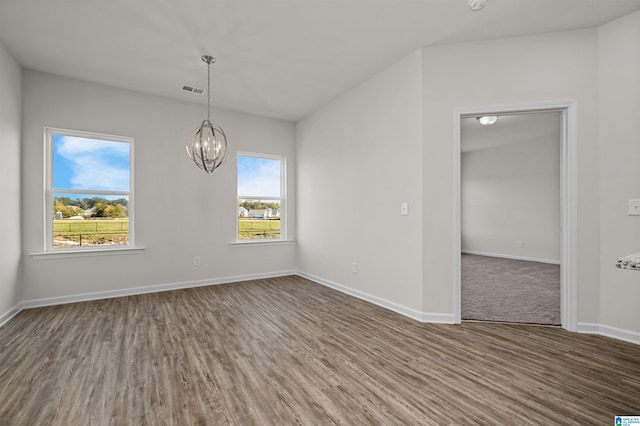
[186, 55, 229, 174]
[477, 115, 498, 125]
[468, 0, 487, 11]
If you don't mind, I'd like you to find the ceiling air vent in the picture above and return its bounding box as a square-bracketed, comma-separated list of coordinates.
[182, 85, 204, 94]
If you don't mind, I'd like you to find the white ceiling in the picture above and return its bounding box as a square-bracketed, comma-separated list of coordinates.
[1, 0, 639, 122]
[461, 112, 561, 153]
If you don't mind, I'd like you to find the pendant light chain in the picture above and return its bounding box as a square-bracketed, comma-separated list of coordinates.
[207, 59, 211, 122]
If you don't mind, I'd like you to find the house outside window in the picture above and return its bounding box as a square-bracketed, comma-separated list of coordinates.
[237, 152, 286, 241]
[45, 128, 134, 251]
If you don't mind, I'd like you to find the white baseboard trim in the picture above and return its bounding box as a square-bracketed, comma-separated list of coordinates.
[577, 322, 640, 345]
[576, 322, 600, 334]
[296, 271, 455, 324]
[422, 313, 457, 323]
[461, 250, 560, 265]
[0, 302, 23, 328]
[20, 270, 298, 310]
[3, 272, 638, 347]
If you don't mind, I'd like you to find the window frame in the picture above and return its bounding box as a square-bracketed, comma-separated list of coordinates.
[236, 151, 287, 243]
[44, 127, 135, 252]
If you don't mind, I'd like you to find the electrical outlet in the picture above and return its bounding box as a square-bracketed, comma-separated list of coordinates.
[194, 256, 201, 266]
[629, 199, 640, 216]
[517, 240, 524, 248]
[352, 262, 358, 274]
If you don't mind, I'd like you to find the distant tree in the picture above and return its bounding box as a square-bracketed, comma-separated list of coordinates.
[111, 198, 128, 208]
[55, 196, 74, 207]
[85, 197, 110, 209]
[240, 200, 254, 210]
[239, 200, 280, 211]
[53, 202, 77, 218]
[109, 204, 127, 218]
[93, 202, 109, 217]
[53, 197, 129, 217]
[77, 199, 89, 210]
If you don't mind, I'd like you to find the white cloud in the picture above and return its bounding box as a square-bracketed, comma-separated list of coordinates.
[238, 158, 281, 198]
[57, 136, 129, 157]
[56, 136, 130, 191]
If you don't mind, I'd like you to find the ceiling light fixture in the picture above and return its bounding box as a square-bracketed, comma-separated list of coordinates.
[468, 0, 487, 11]
[186, 55, 229, 174]
[477, 115, 498, 125]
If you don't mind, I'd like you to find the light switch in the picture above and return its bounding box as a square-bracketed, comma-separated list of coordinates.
[401, 202, 409, 216]
[630, 199, 640, 216]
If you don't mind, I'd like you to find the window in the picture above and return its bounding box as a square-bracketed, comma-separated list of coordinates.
[45, 128, 134, 251]
[237, 153, 286, 241]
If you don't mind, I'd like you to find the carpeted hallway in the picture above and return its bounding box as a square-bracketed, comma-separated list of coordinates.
[461, 254, 561, 325]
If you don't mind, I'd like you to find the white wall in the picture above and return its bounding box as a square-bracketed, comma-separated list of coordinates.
[597, 10, 640, 336]
[21, 70, 296, 301]
[461, 115, 561, 262]
[296, 50, 424, 315]
[8, 14, 640, 342]
[0, 41, 22, 320]
[421, 29, 600, 322]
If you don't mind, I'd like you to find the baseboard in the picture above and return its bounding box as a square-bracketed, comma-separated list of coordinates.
[461, 250, 561, 265]
[576, 322, 600, 334]
[577, 322, 640, 345]
[0, 302, 23, 328]
[296, 271, 455, 324]
[20, 270, 298, 310]
[4, 272, 638, 347]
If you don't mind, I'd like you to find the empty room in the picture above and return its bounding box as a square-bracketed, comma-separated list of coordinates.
[1, 1, 639, 424]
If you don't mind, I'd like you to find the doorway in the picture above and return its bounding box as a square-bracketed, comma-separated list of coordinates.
[453, 102, 578, 331]
[460, 111, 561, 325]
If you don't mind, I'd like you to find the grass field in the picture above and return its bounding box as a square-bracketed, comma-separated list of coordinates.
[238, 219, 280, 240]
[53, 219, 129, 247]
[53, 218, 279, 246]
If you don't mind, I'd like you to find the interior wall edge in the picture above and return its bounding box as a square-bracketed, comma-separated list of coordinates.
[0, 303, 23, 328]
[0, 39, 22, 317]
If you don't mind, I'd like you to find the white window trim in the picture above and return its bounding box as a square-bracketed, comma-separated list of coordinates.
[44, 127, 136, 253]
[236, 151, 287, 243]
[229, 240, 294, 247]
[31, 247, 145, 260]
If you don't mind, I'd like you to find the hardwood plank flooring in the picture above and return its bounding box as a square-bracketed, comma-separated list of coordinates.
[1, 275, 639, 425]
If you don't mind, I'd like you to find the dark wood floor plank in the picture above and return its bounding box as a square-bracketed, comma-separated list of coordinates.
[1, 275, 639, 425]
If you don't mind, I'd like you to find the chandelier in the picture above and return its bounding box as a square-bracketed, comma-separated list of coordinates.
[186, 55, 229, 174]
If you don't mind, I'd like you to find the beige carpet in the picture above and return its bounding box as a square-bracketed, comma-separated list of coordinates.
[462, 254, 560, 325]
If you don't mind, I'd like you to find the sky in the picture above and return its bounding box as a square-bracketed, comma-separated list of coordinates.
[53, 134, 130, 193]
[53, 136, 279, 200]
[237, 155, 281, 198]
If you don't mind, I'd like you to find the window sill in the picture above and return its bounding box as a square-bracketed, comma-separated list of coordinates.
[30, 246, 145, 260]
[230, 240, 295, 247]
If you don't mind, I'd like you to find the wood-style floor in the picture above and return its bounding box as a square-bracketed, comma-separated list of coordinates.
[1, 276, 639, 425]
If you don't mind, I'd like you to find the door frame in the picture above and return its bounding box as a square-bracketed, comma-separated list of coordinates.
[453, 101, 577, 331]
